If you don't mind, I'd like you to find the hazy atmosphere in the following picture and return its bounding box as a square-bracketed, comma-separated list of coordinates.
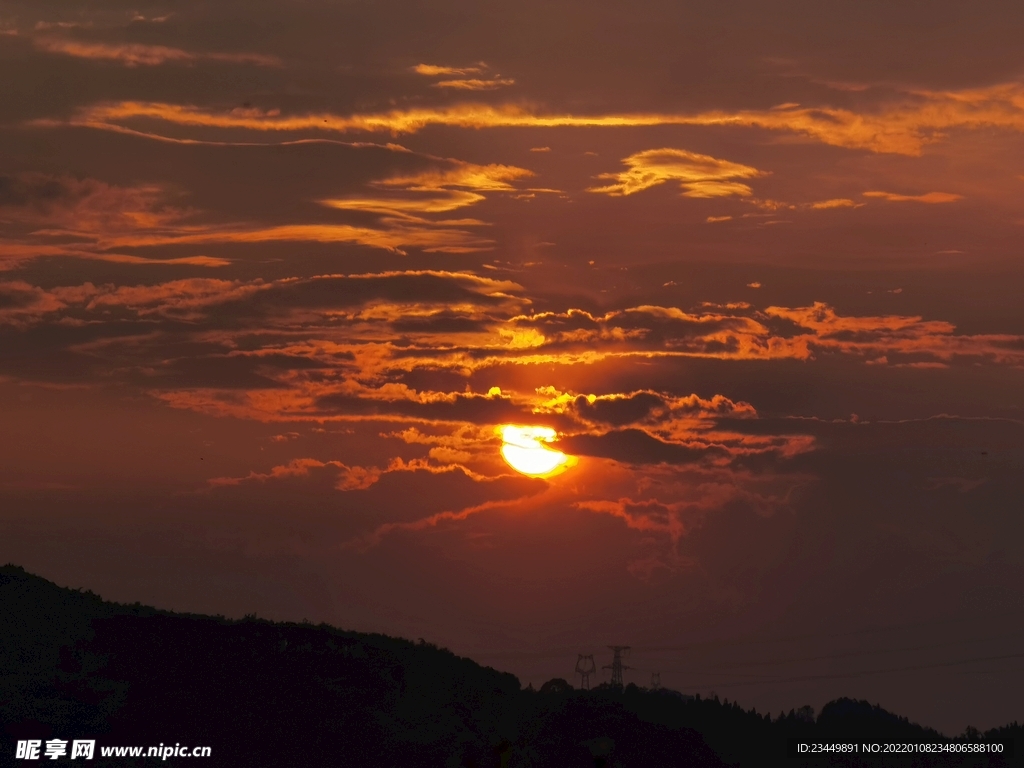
[2, 0, 1024, 736]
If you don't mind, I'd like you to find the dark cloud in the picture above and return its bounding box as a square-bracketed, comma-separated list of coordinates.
[559, 429, 727, 466]
[313, 390, 530, 425]
[564, 390, 755, 428]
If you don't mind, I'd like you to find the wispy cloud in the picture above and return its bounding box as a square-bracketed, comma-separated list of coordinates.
[863, 190, 963, 203]
[810, 198, 859, 209]
[322, 161, 531, 215]
[412, 62, 513, 90]
[0, 159, 526, 265]
[412, 64, 483, 76]
[433, 77, 515, 90]
[32, 36, 281, 67]
[588, 148, 764, 198]
[54, 81, 1024, 154]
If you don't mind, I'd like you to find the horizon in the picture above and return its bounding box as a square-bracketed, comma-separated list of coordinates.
[3, 560, 1020, 739]
[2, 0, 1023, 741]
[3, 561, 1015, 742]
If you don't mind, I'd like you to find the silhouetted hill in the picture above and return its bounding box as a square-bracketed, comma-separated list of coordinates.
[1, 565, 1019, 767]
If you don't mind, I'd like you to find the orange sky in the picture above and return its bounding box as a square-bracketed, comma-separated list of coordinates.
[2, 0, 1024, 734]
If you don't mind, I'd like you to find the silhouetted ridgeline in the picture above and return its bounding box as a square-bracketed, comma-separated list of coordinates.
[1, 565, 1018, 767]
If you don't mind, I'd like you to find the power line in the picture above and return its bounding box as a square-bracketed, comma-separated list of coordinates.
[641, 618, 1024, 654]
[650, 651, 1024, 691]
[467, 627, 1024, 673]
[643, 632, 1024, 673]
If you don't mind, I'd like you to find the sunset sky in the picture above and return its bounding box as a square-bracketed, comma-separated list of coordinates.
[2, 0, 1024, 734]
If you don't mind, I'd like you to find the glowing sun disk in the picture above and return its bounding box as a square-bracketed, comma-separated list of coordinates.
[499, 425, 571, 477]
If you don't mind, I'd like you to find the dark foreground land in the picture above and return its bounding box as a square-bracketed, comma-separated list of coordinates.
[1, 565, 1019, 767]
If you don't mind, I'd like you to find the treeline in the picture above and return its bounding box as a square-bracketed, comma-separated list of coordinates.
[1, 565, 1018, 767]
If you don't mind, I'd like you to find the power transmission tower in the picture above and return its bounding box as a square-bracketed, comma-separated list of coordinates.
[575, 654, 596, 690]
[650, 672, 661, 690]
[603, 645, 632, 686]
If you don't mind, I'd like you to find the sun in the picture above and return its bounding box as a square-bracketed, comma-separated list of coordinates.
[498, 425, 573, 477]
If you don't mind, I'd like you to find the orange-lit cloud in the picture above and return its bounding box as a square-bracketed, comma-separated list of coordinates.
[0, 174, 189, 232]
[507, 303, 1024, 367]
[101, 222, 496, 253]
[321, 161, 533, 215]
[412, 64, 484, 76]
[57, 81, 1024, 154]
[862, 190, 963, 203]
[0, 163, 518, 263]
[412, 62, 513, 90]
[0, 173, 230, 268]
[810, 198, 859, 209]
[5, 263, 1024, 436]
[209, 454, 506, 493]
[90, 289, 1020, 430]
[589, 148, 764, 198]
[533, 388, 757, 426]
[32, 36, 280, 67]
[433, 77, 515, 90]
[0, 270, 524, 327]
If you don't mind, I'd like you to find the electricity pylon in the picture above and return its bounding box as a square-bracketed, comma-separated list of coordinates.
[650, 672, 661, 690]
[603, 646, 632, 686]
[575, 654, 596, 690]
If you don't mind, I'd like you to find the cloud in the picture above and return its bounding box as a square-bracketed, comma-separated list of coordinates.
[320, 161, 533, 215]
[0, 173, 228, 268]
[129, 14, 173, 23]
[862, 191, 963, 203]
[433, 77, 515, 90]
[101, 222, 495, 254]
[534, 388, 756, 428]
[412, 64, 483, 76]
[574, 498, 688, 541]
[810, 198, 859, 209]
[525, 387, 812, 471]
[33, 21, 94, 31]
[925, 476, 988, 494]
[0, 173, 182, 227]
[570, 463, 802, 547]
[0, 270, 524, 330]
[32, 36, 280, 67]
[589, 148, 764, 198]
[559, 429, 728, 466]
[209, 454, 504, 493]
[763, 302, 1024, 365]
[0, 159, 529, 265]
[199, 451, 549, 548]
[56, 81, 1024, 154]
[5, 261, 1023, 437]
[508, 302, 1024, 367]
[411, 62, 513, 90]
[350, 453, 807, 551]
